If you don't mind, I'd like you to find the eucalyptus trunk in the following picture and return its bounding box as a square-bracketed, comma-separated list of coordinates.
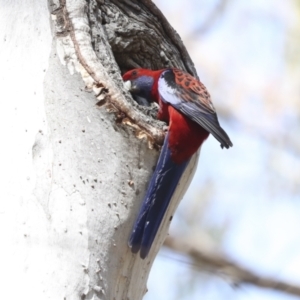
[0, 0, 198, 299]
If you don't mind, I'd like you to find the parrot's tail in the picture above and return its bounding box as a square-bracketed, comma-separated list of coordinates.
[128, 133, 189, 259]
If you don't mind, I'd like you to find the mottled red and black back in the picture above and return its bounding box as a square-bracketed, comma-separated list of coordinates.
[172, 69, 213, 109]
[158, 69, 233, 149]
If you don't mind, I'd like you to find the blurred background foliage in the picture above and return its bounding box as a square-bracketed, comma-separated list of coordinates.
[145, 0, 300, 299]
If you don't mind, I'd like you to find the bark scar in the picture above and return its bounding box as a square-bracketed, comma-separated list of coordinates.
[50, 0, 165, 147]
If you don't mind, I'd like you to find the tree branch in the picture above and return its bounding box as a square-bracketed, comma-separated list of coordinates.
[164, 236, 300, 297]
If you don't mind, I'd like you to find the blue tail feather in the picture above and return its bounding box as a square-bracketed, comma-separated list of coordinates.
[129, 133, 189, 258]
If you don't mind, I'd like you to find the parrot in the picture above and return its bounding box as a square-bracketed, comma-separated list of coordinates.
[122, 68, 232, 259]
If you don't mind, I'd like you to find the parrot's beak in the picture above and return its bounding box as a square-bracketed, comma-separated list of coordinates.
[124, 80, 139, 93]
[123, 80, 132, 91]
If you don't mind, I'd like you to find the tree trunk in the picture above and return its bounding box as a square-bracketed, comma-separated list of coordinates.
[0, 0, 198, 299]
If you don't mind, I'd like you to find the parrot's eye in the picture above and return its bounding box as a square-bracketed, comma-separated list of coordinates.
[131, 70, 138, 77]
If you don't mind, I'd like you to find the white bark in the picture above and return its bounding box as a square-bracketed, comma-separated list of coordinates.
[0, 1, 199, 299]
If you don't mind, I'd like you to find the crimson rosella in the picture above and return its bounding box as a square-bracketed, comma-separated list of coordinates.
[123, 68, 232, 259]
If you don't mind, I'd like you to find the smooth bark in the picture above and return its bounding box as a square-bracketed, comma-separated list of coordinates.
[0, 1, 198, 299]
